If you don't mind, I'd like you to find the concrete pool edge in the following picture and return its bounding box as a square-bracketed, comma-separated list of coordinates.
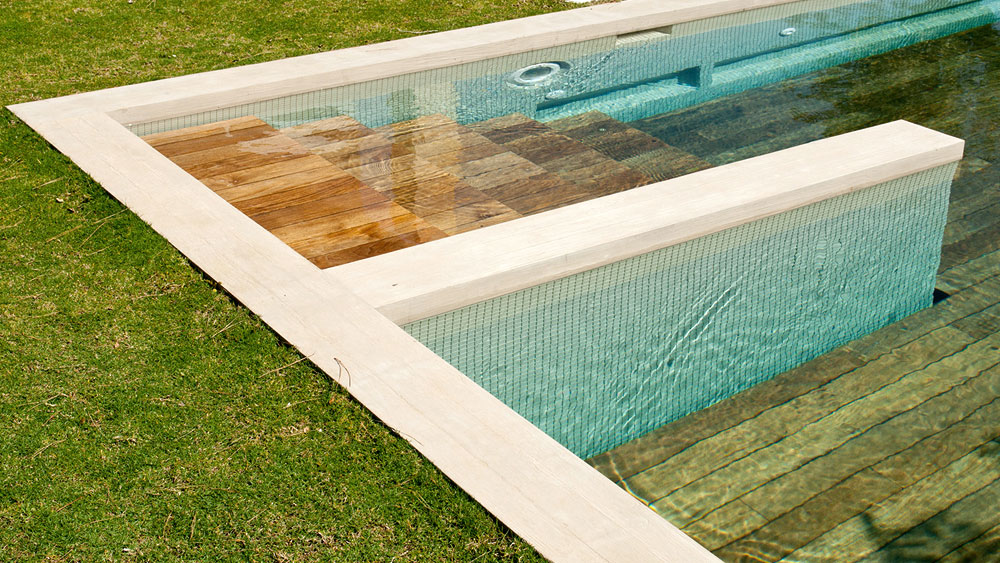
[4, 0, 968, 560]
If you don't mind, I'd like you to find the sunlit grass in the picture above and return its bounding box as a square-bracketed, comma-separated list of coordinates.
[0, 1, 574, 560]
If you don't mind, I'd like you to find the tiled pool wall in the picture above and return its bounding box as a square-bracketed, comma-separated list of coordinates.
[128, 0, 999, 137]
[404, 163, 957, 459]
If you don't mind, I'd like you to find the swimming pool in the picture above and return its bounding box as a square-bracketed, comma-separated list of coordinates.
[9, 0, 994, 560]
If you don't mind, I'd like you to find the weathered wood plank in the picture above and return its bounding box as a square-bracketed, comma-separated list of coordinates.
[166, 131, 311, 180]
[470, 113, 652, 206]
[312, 227, 449, 269]
[249, 188, 391, 231]
[283, 115, 375, 147]
[268, 200, 414, 250]
[548, 110, 712, 181]
[691, 361, 1000, 555]
[940, 221, 1000, 271]
[142, 115, 265, 147]
[200, 155, 331, 192]
[937, 521, 1000, 563]
[214, 166, 362, 207]
[285, 210, 441, 261]
[782, 440, 1000, 562]
[861, 478, 1000, 563]
[938, 252, 1000, 294]
[151, 124, 278, 158]
[651, 331, 1000, 529]
[943, 201, 1000, 247]
[622, 326, 974, 506]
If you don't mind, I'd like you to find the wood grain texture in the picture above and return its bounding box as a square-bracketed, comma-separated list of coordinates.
[287, 115, 523, 234]
[145, 118, 447, 267]
[469, 113, 653, 202]
[548, 110, 713, 181]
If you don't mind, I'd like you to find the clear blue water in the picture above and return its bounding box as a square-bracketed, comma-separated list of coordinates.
[404, 165, 955, 458]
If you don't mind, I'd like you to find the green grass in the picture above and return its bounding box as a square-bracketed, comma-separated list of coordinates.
[0, 1, 575, 560]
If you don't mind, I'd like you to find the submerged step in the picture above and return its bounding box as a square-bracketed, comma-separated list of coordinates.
[547, 110, 713, 181]
[374, 114, 590, 216]
[468, 113, 653, 200]
[145, 116, 447, 268]
[284, 115, 522, 234]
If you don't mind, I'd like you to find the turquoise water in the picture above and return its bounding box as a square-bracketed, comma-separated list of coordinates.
[404, 165, 955, 458]
[130, 0, 1000, 136]
[395, 1, 992, 459]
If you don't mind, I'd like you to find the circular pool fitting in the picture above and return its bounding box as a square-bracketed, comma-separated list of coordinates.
[780, 27, 797, 36]
[508, 62, 566, 88]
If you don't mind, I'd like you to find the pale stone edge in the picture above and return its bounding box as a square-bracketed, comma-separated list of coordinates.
[10, 0, 820, 127]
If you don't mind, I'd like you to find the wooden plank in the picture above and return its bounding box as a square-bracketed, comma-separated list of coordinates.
[301, 134, 394, 171]
[953, 300, 1000, 340]
[621, 147, 714, 183]
[622, 326, 975, 507]
[248, 187, 391, 231]
[627, 327, 973, 506]
[938, 253, 1000, 294]
[651, 332, 1000, 533]
[498, 176, 593, 215]
[588, 348, 866, 483]
[285, 210, 442, 260]
[375, 114, 576, 222]
[688, 360, 1000, 554]
[213, 163, 362, 204]
[548, 110, 713, 181]
[783, 440, 1000, 562]
[199, 154, 331, 192]
[375, 114, 463, 144]
[268, 200, 414, 249]
[411, 132, 506, 164]
[168, 132, 311, 180]
[937, 521, 1000, 562]
[290, 114, 525, 237]
[141, 116, 264, 147]
[150, 117, 451, 269]
[150, 123, 277, 158]
[940, 221, 1000, 271]
[943, 200, 1000, 246]
[283, 115, 374, 147]
[863, 478, 1000, 562]
[425, 207, 523, 235]
[689, 393, 1000, 555]
[311, 228, 449, 269]
[470, 113, 652, 203]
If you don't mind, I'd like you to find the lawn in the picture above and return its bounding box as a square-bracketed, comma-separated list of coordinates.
[0, 1, 575, 560]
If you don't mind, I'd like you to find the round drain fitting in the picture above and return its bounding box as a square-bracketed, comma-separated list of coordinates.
[507, 62, 568, 88]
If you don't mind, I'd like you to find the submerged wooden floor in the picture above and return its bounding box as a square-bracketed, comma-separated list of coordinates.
[143, 110, 707, 268]
[589, 24, 1000, 563]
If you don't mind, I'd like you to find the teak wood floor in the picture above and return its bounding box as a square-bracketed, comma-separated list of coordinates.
[144, 111, 706, 268]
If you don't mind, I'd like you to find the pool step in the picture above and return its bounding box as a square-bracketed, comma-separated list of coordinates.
[284, 115, 523, 233]
[144, 116, 447, 268]
[546, 111, 713, 182]
[373, 114, 592, 215]
[467, 113, 653, 200]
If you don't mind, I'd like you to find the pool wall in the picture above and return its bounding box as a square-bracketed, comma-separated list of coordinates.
[125, 0, 999, 135]
[7, 0, 968, 561]
[404, 162, 956, 458]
